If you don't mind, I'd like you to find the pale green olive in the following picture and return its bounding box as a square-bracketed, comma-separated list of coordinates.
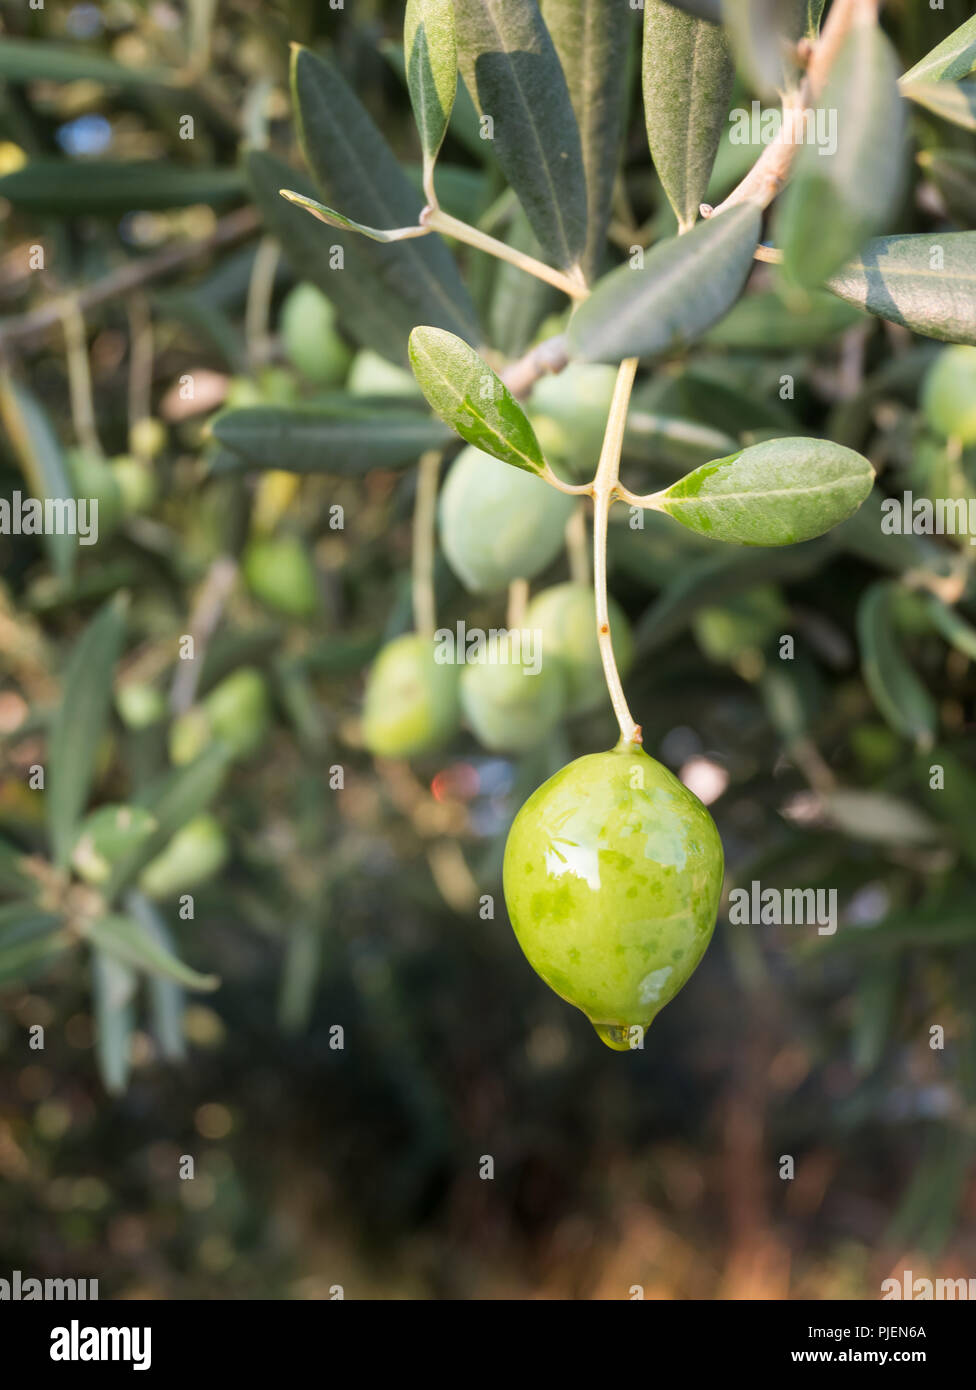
[279, 282, 353, 385]
[362, 633, 461, 758]
[460, 651, 566, 752]
[526, 582, 633, 715]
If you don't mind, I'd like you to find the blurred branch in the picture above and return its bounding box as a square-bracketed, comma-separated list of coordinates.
[168, 555, 239, 714]
[59, 299, 102, 458]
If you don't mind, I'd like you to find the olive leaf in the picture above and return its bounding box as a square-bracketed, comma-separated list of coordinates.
[0, 36, 173, 86]
[653, 437, 875, 546]
[128, 892, 188, 1060]
[405, 0, 458, 203]
[540, 0, 633, 280]
[291, 46, 480, 344]
[643, 0, 735, 232]
[408, 326, 548, 474]
[662, 0, 721, 22]
[720, 0, 810, 98]
[453, 0, 588, 272]
[901, 14, 976, 85]
[212, 405, 452, 475]
[857, 581, 937, 749]
[0, 907, 69, 987]
[86, 913, 219, 990]
[0, 375, 76, 581]
[91, 950, 137, 1095]
[0, 161, 244, 215]
[777, 20, 905, 290]
[568, 202, 761, 362]
[902, 80, 976, 132]
[826, 232, 976, 345]
[918, 149, 976, 224]
[47, 594, 128, 870]
[922, 594, 976, 661]
[278, 189, 425, 242]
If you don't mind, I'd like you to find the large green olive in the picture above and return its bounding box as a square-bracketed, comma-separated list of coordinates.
[438, 445, 575, 594]
[279, 282, 353, 385]
[525, 582, 633, 715]
[503, 744, 724, 1050]
[921, 346, 976, 444]
[346, 348, 421, 398]
[460, 649, 566, 753]
[242, 534, 319, 618]
[362, 633, 461, 758]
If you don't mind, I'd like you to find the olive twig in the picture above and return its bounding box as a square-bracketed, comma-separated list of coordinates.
[591, 356, 641, 747]
[59, 298, 102, 459]
[423, 207, 589, 300]
[411, 450, 442, 640]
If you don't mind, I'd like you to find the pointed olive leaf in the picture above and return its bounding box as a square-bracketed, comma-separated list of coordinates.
[540, 0, 633, 280]
[922, 594, 976, 661]
[245, 150, 418, 366]
[857, 582, 937, 748]
[86, 914, 218, 990]
[821, 789, 941, 847]
[128, 892, 186, 1061]
[642, 0, 734, 231]
[381, 38, 486, 160]
[721, 0, 808, 98]
[568, 202, 761, 362]
[405, 0, 458, 199]
[454, 0, 588, 272]
[655, 437, 874, 546]
[47, 595, 128, 870]
[827, 232, 976, 345]
[0, 37, 174, 86]
[91, 950, 136, 1096]
[777, 20, 905, 290]
[408, 326, 547, 473]
[278, 188, 424, 241]
[0, 162, 244, 215]
[902, 80, 976, 132]
[901, 14, 976, 85]
[291, 46, 480, 344]
[0, 375, 76, 581]
[705, 288, 866, 348]
[804, 1, 826, 39]
[211, 405, 452, 475]
[0, 908, 69, 987]
[918, 149, 976, 224]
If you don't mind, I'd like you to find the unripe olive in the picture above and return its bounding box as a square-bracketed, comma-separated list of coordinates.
[110, 455, 157, 516]
[116, 682, 167, 730]
[504, 744, 724, 1050]
[527, 363, 618, 478]
[438, 446, 575, 594]
[129, 416, 167, 459]
[71, 804, 158, 885]
[921, 346, 976, 444]
[279, 282, 353, 385]
[460, 650, 566, 753]
[204, 666, 270, 759]
[169, 707, 210, 767]
[67, 448, 123, 536]
[346, 348, 421, 398]
[362, 633, 460, 758]
[525, 582, 633, 715]
[138, 813, 228, 899]
[242, 534, 319, 618]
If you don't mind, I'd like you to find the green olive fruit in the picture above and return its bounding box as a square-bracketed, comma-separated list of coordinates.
[110, 455, 157, 516]
[71, 804, 158, 885]
[129, 416, 167, 459]
[204, 666, 270, 759]
[242, 534, 319, 618]
[362, 633, 461, 758]
[115, 682, 167, 730]
[138, 813, 228, 900]
[527, 363, 618, 478]
[921, 346, 976, 444]
[169, 707, 211, 767]
[525, 583, 633, 715]
[503, 743, 724, 1050]
[224, 376, 265, 409]
[346, 348, 422, 398]
[66, 448, 123, 536]
[693, 585, 788, 665]
[279, 282, 353, 385]
[460, 647, 566, 753]
[438, 446, 575, 594]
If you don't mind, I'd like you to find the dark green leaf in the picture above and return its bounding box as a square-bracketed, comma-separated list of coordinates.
[0, 838, 34, 897]
[454, 0, 588, 272]
[901, 15, 976, 85]
[655, 437, 874, 545]
[541, 0, 633, 279]
[47, 595, 128, 869]
[0, 38, 174, 86]
[128, 892, 187, 1060]
[827, 232, 976, 344]
[705, 287, 866, 348]
[0, 907, 69, 987]
[405, 0, 458, 199]
[0, 162, 244, 215]
[568, 202, 760, 362]
[813, 905, 976, 955]
[91, 950, 136, 1096]
[902, 79, 976, 132]
[0, 374, 76, 581]
[86, 914, 218, 990]
[278, 923, 323, 1034]
[857, 581, 937, 748]
[643, 0, 734, 232]
[291, 46, 480, 343]
[777, 20, 905, 289]
[409, 326, 547, 473]
[212, 405, 452, 475]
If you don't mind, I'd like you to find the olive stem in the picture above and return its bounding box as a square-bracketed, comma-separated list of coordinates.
[565, 504, 589, 587]
[423, 207, 589, 300]
[59, 298, 102, 459]
[411, 450, 442, 640]
[244, 234, 281, 370]
[592, 356, 641, 747]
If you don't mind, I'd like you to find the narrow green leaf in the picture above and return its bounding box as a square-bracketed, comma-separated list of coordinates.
[291, 46, 480, 344]
[827, 232, 976, 344]
[643, 0, 734, 232]
[813, 905, 976, 956]
[923, 594, 976, 661]
[705, 288, 866, 348]
[91, 950, 136, 1096]
[821, 789, 940, 846]
[128, 892, 187, 1061]
[0, 38, 174, 86]
[918, 149, 976, 225]
[852, 958, 899, 1075]
[86, 914, 218, 990]
[568, 202, 761, 362]
[408, 326, 547, 473]
[0, 838, 34, 897]
[721, 0, 809, 97]
[212, 405, 452, 475]
[278, 923, 323, 1034]
[655, 437, 874, 545]
[0, 908, 69, 987]
[0, 161, 244, 215]
[540, 0, 633, 279]
[0, 374, 76, 581]
[47, 595, 128, 869]
[405, 0, 458, 198]
[278, 188, 423, 241]
[778, 19, 905, 289]
[454, 0, 588, 272]
[903, 79, 976, 132]
[857, 582, 937, 748]
[71, 805, 158, 886]
[901, 15, 976, 85]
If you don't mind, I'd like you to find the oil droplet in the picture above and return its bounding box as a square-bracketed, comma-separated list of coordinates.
[591, 1022, 634, 1052]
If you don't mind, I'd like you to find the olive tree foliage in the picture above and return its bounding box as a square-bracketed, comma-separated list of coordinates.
[0, 0, 975, 1225]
